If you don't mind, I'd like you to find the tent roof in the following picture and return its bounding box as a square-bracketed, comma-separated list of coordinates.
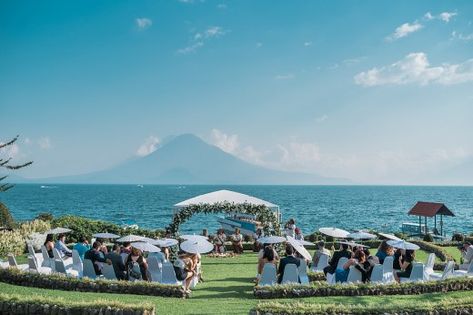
[174, 189, 278, 209]
[408, 201, 455, 217]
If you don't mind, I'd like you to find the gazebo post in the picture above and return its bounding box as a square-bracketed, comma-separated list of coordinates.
[434, 215, 437, 232]
[418, 216, 422, 235]
[440, 214, 443, 236]
[424, 216, 427, 235]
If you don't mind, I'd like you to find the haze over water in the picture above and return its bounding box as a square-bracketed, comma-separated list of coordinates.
[2, 184, 472, 236]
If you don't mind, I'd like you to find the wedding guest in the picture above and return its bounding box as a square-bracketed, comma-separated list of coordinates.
[214, 229, 227, 254]
[55, 234, 72, 257]
[125, 247, 148, 281]
[44, 234, 55, 258]
[72, 236, 90, 260]
[232, 228, 243, 254]
[277, 244, 300, 283]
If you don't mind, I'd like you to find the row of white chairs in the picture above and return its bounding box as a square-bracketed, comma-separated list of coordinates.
[259, 259, 310, 286]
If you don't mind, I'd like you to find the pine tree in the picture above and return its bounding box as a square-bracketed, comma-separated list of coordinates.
[0, 135, 33, 228]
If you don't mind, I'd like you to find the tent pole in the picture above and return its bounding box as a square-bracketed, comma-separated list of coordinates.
[419, 216, 421, 235]
[425, 216, 427, 235]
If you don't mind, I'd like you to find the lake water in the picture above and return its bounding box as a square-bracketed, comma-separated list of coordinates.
[1, 184, 472, 235]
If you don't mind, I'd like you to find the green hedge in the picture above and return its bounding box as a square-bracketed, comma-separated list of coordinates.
[254, 276, 473, 299]
[0, 292, 155, 315]
[411, 240, 455, 262]
[254, 295, 473, 315]
[0, 268, 187, 298]
[51, 215, 165, 243]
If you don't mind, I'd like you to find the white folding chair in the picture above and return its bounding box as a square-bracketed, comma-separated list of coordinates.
[27, 256, 51, 274]
[382, 256, 395, 283]
[281, 263, 299, 284]
[102, 263, 117, 280]
[453, 261, 473, 277]
[464, 247, 473, 264]
[147, 256, 162, 282]
[54, 259, 79, 277]
[161, 262, 182, 285]
[40, 245, 53, 269]
[400, 263, 425, 283]
[27, 244, 43, 266]
[298, 259, 309, 284]
[337, 257, 349, 270]
[346, 265, 363, 283]
[83, 259, 98, 279]
[313, 253, 329, 272]
[7, 254, 28, 271]
[71, 250, 83, 277]
[429, 261, 454, 281]
[259, 263, 277, 286]
[370, 264, 384, 283]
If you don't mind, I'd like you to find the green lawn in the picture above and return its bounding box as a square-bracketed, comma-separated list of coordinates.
[1, 252, 471, 314]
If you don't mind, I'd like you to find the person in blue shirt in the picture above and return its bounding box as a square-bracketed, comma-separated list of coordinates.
[54, 234, 72, 257]
[375, 240, 392, 264]
[72, 236, 91, 260]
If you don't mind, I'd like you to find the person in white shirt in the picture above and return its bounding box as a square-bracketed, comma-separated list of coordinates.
[284, 218, 296, 238]
[214, 229, 226, 254]
[232, 228, 243, 254]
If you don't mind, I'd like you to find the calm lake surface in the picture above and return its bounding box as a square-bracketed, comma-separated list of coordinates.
[1, 184, 472, 235]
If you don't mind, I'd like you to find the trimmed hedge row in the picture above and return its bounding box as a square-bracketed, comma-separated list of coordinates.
[0, 268, 187, 298]
[254, 276, 473, 299]
[307, 271, 325, 282]
[411, 240, 455, 262]
[0, 293, 155, 315]
[253, 295, 473, 315]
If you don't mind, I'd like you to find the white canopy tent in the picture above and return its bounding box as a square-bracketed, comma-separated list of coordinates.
[174, 189, 280, 223]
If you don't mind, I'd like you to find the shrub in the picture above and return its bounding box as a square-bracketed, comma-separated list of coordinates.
[35, 212, 53, 222]
[0, 202, 14, 229]
[410, 240, 455, 262]
[423, 233, 434, 242]
[51, 215, 165, 243]
[0, 219, 50, 256]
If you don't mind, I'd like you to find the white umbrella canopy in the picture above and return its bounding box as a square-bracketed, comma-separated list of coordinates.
[338, 241, 370, 248]
[92, 232, 120, 239]
[45, 227, 72, 235]
[387, 240, 420, 250]
[116, 235, 145, 243]
[347, 231, 377, 240]
[286, 236, 312, 260]
[297, 239, 315, 246]
[180, 234, 209, 241]
[378, 233, 402, 241]
[319, 227, 350, 239]
[180, 239, 214, 254]
[131, 242, 161, 253]
[155, 238, 179, 247]
[257, 236, 286, 244]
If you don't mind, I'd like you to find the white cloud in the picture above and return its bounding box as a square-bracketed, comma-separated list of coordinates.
[136, 136, 160, 156]
[38, 137, 51, 149]
[278, 142, 321, 168]
[439, 12, 457, 23]
[136, 18, 152, 30]
[178, 26, 227, 54]
[451, 31, 473, 41]
[387, 22, 423, 41]
[275, 74, 295, 80]
[303, 41, 312, 47]
[424, 12, 434, 21]
[0, 142, 20, 158]
[354, 52, 473, 86]
[210, 129, 239, 154]
[315, 114, 328, 123]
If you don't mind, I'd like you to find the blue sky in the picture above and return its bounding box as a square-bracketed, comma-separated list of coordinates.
[1, 0, 473, 184]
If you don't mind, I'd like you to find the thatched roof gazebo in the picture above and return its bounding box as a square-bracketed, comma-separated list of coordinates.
[407, 201, 454, 236]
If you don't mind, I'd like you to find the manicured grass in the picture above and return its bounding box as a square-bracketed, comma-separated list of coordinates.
[443, 246, 462, 262]
[1, 252, 472, 314]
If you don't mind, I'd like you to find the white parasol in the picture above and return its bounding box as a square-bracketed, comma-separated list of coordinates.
[92, 232, 120, 239]
[387, 240, 420, 250]
[116, 235, 145, 243]
[257, 236, 286, 244]
[180, 234, 209, 241]
[338, 241, 370, 248]
[286, 236, 312, 261]
[378, 233, 402, 241]
[131, 242, 161, 253]
[347, 231, 377, 240]
[180, 239, 214, 254]
[45, 227, 72, 235]
[297, 239, 315, 246]
[319, 227, 350, 238]
[155, 238, 179, 247]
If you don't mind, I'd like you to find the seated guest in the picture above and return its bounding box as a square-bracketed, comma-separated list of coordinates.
[126, 247, 149, 281]
[336, 249, 372, 283]
[84, 241, 111, 275]
[96, 238, 109, 255]
[395, 250, 415, 282]
[44, 234, 55, 258]
[231, 228, 244, 254]
[55, 234, 72, 257]
[460, 242, 473, 267]
[214, 229, 227, 254]
[107, 244, 126, 280]
[294, 228, 304, 241]
[72, 236, 90, 260]
[323, 243, 352, 276]
[257, 245, 278, 280]
[121, 242, 132, 254]
[393, 248, 404, 270]
[376, 240, 391, 264]
[277, 244, 300, 283]
[312, 241, 331, 268]
[258, 243, 280, 261]
[253, 228, 264, 252]
[364, 248, 379, 265]
[173, 256, 195, 293]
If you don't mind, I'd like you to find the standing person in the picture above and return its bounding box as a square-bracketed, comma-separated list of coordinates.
[214, 229, 226, 254]
[459, 242, 473, 268]
[72, 236, 91, 260]
[55, 234, 72, 257]
[84, 241, 111, 275]
[294, 228, 304, 241]
[277, 244, 300, 283]
[253, 228, 264, 252]
[323, 243, 352, 276]
[106, 244, 126, 280]
[44, 234, 55, 258]
[395, 250, 416, 282]
[125, 248, 149, 281]
[231, 228, 243, 254]
[312, 241, 331, 269]
[284, 219, 296, 238]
